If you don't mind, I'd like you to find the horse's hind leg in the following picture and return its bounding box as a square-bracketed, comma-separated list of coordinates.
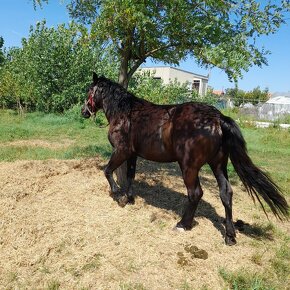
[210, 153, 236, 245]
[176, 167, 203, 230]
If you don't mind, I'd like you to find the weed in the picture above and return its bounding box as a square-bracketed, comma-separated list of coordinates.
[271, 241, 290, 278]
[38, 266, 51, 274]
[219, 242, 290, 290]
[82, 254, 102, 271]
[179, 281, 193, 290]
[119, 282, 147, 290]
[157, 220, 167, 230]
[126, 258, 140, 273]
[250, 251, 264, 266]
[6, 271, 18, 284]
[46, 280, 60, 290]
[55, 240, 67, 254]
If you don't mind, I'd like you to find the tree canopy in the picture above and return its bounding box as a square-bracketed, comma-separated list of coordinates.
[33, 0, 290, 86]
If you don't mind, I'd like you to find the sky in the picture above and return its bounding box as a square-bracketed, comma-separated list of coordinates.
[1, 0, 290, 93]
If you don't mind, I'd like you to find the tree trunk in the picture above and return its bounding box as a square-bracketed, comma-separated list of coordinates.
[115, 43, 146, 189]
[116, 54, 130, 189]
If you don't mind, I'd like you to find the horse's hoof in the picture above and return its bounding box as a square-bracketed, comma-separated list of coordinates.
[175, 221, 192, 231]
[225, 235, 237, 246]
[173, 226, 186, 232]
[127, 195, 135, 204]
[174, 222, 192, 232]
[118, 195, 128, 208]
[109, 190, 118, 197]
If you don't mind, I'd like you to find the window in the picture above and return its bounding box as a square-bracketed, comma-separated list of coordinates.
[192, 80, 200, 92]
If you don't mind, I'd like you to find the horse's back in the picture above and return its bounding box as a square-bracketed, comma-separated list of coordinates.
[171, 103, 223, 165]
[130, 102, 223, 164]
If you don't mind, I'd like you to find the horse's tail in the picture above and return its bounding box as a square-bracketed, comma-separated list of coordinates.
[220, 115, 289, 219]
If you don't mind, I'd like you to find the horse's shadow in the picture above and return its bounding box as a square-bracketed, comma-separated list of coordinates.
[134, 178, 226, 237]
[97, 159, 275, 241]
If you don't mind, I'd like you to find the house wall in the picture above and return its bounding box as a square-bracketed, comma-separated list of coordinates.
[139, 67, 208, 96]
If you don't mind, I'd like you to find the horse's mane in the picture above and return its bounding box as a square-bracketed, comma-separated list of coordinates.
[98, 76, 147, 116]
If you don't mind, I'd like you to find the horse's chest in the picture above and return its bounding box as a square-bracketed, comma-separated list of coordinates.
[108, 119, 130, 147]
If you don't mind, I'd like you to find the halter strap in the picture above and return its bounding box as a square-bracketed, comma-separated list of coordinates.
[85, 87, 97, 116]
[88, 89, 96, 110]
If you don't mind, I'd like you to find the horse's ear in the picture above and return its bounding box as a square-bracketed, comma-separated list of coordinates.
[93, 72, 98, 83]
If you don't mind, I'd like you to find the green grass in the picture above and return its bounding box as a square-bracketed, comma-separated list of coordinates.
[219, 238, 290, 290]
[242, 126, 290, 196]
[0, 110, 111, 161]
[219, 268, 272, 290]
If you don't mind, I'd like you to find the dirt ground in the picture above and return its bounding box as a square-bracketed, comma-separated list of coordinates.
[0, 156, 289, 290]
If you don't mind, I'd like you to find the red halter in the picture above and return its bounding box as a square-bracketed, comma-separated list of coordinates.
[85, 88, 96, 116]
[88, 90, 95, 110]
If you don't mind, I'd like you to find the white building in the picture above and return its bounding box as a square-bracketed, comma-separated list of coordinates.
[259, 95, 290, 120]
[139, 66, 209, 96]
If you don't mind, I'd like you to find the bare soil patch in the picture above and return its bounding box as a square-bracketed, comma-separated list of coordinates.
[0, 139, 75, 149]
[0, 158, 288, 289]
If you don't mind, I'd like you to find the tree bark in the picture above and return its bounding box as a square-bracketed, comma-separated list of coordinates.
[116, 51, 130, 189]
[115, 34, 147, 189]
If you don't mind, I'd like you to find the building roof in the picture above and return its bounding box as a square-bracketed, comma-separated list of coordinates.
[141, 66, 209, 80]
[212, 90, 225, 96]
[266, 96, 290, 105]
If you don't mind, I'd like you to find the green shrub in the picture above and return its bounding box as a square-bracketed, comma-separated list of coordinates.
[0, 21, 118, 113]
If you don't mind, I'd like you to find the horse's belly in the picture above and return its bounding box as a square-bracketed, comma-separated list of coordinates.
[138, 151, 176, 163]
[133, 120, 175, 162]
[135, 141, 176, 162]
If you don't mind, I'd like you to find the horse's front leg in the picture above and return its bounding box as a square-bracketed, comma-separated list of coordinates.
[116, 156, 137, 207]
[126, 156, 137, 203]
[104, 150, 129, 197]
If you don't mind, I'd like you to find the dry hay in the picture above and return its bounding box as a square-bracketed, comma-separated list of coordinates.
[0, 158, 288, 289]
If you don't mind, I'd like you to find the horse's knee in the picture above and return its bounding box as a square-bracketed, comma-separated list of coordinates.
[188, 186, 203, 203]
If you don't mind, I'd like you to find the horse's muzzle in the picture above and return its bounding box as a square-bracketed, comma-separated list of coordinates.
[81, 103, 92, 118]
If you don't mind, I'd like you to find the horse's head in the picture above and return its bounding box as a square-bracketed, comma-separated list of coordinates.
[81, 72, 103, 118]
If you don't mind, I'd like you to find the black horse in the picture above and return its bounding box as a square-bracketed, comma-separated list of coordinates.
[82, 73, 288, 245]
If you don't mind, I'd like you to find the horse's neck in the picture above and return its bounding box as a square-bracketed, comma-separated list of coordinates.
[102, 95, 130, 122]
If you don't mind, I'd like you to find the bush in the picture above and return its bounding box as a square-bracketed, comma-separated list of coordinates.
[0, 21, 118, 113]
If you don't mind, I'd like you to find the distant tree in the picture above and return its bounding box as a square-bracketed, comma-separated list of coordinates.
[225, 88, 245, 106]
[245, 87, 269, 105]
[225, 86, 269, 106]
[0, 36, 5, 65]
